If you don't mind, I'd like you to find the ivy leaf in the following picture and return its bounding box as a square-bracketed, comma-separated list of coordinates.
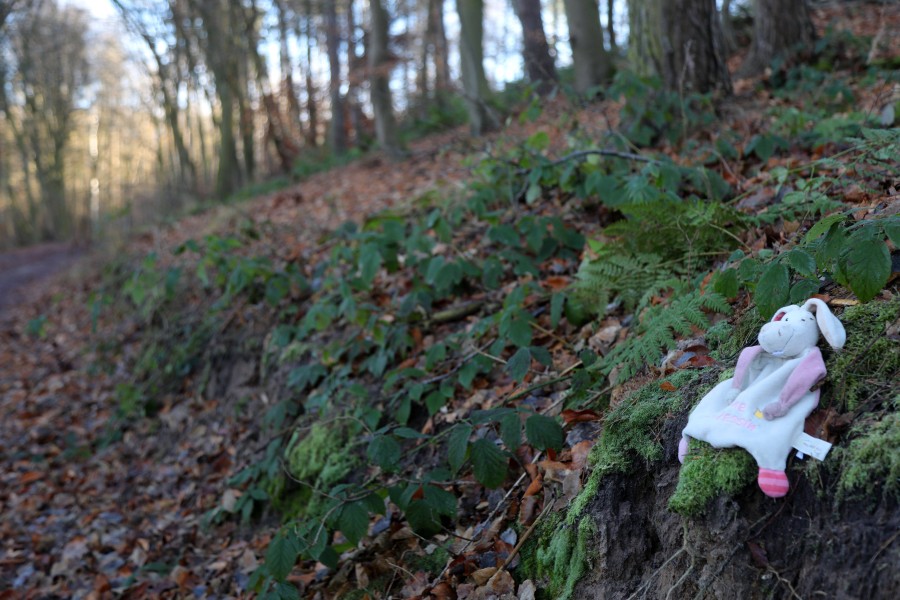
[338, 501, 369, 545]
[367, 435, 401, 471]
[525, 414, 564, 452]
[844, 238, 890, 302]
[506, 347, 532, 381]
[447, 424, 472, 473]
[265, 532, 300, 581]
[470, 439, 507, 488]
[500, 411, 521, 451]
[755, 262, 790, 319]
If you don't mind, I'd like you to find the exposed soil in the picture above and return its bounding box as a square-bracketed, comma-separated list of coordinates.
[573, 410, 900, 600]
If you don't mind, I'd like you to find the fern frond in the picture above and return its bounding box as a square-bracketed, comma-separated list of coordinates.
[599, 290, 730, 382]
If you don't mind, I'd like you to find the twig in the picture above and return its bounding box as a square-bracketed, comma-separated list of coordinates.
[499, 491, 556, 571]
[767, 565, 804, 600]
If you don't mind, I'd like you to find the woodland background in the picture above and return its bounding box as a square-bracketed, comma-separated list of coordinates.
[0, 1, 899, 599]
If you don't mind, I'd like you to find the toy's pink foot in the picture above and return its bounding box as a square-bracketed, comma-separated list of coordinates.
[678, 436, 689, 464]
[758, 468, 789, 498]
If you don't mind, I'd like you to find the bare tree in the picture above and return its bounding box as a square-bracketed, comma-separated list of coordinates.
[563, 0, 611, 95]
[628, 0, 731, 95]
[456, 0, 496, 135]
[6, 0, 90, 239]
[513, 0, 558, 95]
[368, 0, 404, 157]
[741, 0, 816, 76]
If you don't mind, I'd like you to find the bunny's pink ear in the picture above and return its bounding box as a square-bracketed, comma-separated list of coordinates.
[770, 305, 798, 322]
[773, 311, 787, 321]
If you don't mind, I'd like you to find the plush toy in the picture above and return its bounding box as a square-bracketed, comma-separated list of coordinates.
[678, 298, 846, 498]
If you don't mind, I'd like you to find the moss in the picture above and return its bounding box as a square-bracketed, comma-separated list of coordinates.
[825, 298, 900, 411]
[668, 442, 756, 516]
[833, 401, 900, 503]
[530, 514, 596, 600]
[407, 545, 451, 575]
[276, 423, 357, 518]
[520, 370, 707, 597]
[589, 369, 703, 476]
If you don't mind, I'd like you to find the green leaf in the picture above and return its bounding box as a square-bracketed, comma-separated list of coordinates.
[713, 268, 739, 298]
[488, 224, 520, 247]
[884, 221, 900, 247]
[526, 183, 542, 204]
[844, 239, 891, 302]
[360, 493, 386, 515]
[447, 424, 472, 473]
[470, 439, 507, 488]
[338, 501, 369, 545]
[275, 582, 301, 600]
[506, 313, 533, 348]
[755, 262, 790, 319]
[405, 498, 443, 537]
[500, 411, 521, 451]
[790, 278, 821, 304]
[784, 249, 817, 278]
[525, 414, 564, 452]
[526, 130, 550, 150]
[424, 485, 457, 517]
[367, 435, 402, 471]
[394, 427, 430, 439]
[530, 346, 552, 366]
[550, 293, 565, 329]
[506, 347, 532, 381]
[266, 532, 300, 581]
[803, 213, 846, 243]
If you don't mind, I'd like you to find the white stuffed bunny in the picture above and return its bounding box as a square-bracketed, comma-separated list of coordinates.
[678, 298, 846, 497]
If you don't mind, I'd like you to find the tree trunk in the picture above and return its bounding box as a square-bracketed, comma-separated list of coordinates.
[369, 0, 404, 157]
[742, 0, 816, 76]
[430, 0, 450, 94]
[326, 0, 347, 154]
[455, 0, 496, 135]
[513, 0, 558, 95]
[660, 0, 732, 94]
[563, 0, 610, 95]
[628, 0, 731, 95]
[606, 0, 617, 54]
[304, 0, 319, 147]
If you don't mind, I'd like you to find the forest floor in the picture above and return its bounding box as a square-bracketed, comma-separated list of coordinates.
[0, 242, 86, 314]
[2, 3, 900, 599]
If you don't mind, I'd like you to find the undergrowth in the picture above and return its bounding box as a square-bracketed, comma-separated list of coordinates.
[89, 64, 900, 597]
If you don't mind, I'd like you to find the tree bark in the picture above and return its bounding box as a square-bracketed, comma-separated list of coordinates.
[563, 0, 610, 95]
[742, 0, 816, 76]
[369, 0, 405, 157]
[628, 0, 731, 95]
[512, 0, 558, 95]
[455, 0, 496, 135]
[325, 0, 347, 154]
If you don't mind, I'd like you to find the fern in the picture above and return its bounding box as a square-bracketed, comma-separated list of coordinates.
[574, 246, 679, 316]
[599, 290, 730, 382]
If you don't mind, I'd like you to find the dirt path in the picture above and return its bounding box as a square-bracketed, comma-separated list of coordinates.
[0, 242, 85, 314]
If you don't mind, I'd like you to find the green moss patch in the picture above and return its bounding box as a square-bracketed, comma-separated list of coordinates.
[669, 442, 756, 516]
[273, 422, 358, 518]
[833, 403, 900, 503]
[825, 298, 900, 412]
[523, 513, 596, 600]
